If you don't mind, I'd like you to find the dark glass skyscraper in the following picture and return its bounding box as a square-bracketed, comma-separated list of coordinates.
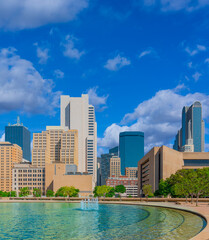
[5, 117, 31, 161]
[119, 131, 144, 175]
[173, 101, 205, 152]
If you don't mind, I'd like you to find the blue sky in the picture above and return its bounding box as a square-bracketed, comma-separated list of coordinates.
[0, 0, 209, 155]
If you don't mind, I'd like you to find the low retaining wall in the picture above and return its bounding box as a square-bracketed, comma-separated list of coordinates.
[6, 197, 209, 203]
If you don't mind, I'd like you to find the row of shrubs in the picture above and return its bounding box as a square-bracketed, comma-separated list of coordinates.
[0, 186, 80, 198]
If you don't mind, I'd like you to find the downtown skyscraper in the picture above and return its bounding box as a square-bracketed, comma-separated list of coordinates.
[173, 101, 205, 152]
[5, 117, 31, 161]
[60, 94, 97, 186]
[119, 131, 144, 175]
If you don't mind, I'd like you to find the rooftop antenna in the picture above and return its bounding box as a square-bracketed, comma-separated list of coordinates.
[17, 116, 20, 126]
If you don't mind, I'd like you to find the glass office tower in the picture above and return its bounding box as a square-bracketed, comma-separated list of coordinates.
[173, 101, 205, 152]
[119, 131, 144, 175]
[5, 117, 31, 161]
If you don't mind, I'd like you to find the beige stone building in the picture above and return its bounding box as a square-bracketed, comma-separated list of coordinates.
[110, 157, 121, 177]
[45, 163, 93, 197]
[12, 163, 45, 195]
[32, 127, 78, 167]
[138, 145, 209, 195]
[125, 167, 138, 178]
[0, 142, 22, 192]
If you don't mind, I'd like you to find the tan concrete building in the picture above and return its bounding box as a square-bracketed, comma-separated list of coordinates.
[138, 145, 209, 195]
[32, 127, 78, 167]
[45, 163, 93, 197]
[0, 142, 22, 192]
[32, 131, 49, 167]
[125, 167, 138, 178]
[12, 163, 45, 195]
[110, 157, 121, 177]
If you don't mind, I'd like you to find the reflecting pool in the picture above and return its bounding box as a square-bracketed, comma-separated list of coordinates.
[0, 203, 206, 239]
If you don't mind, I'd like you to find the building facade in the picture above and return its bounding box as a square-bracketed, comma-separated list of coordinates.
[60, 94, 97, 186]
[0, 142, 22, 192]
[100, 147, 119, 185]
[12, 163, 45, 195]
[32, 127, 78, 168]
[106, 176, 138, 197]
[5, 117, 31, 161]
[119, 131, 144, 175]
[109, 146, 118, 156]
[45, 163, 93, 197]
[110, 157, 121, 177]
[138, 145, 209, 195]
[173, 101, 205, 152]
[125, 167, 138, 178]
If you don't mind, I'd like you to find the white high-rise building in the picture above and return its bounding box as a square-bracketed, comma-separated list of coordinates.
[60, 94, 97, 186]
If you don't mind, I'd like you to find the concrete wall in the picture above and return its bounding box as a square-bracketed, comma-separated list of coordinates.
[53, 175, 92, 197]
[45, 163, 93, 197]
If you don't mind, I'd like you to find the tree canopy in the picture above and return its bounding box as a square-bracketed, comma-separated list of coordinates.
[142, 184, 153, 198]
[33, 188, 41, 197]
[93, 185, 126, 197]
[46, 190, 54, 197]
[154, 168, 209, 205]
[19, 187, 30, 197]
[55, 186, 79, 197]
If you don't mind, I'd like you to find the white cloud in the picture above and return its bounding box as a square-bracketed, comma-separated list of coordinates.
[192, 72, 202, 81]
[0, 133, 5, 142]
[142, 0, 209, 12]
[63, 35, 85, 60]
[87, 87, 108, 112]
[139, 48, 156, 59]
[98, 85, 209, 153]
[0, 47, 61, 115]
[188, 62, 193, 68]
[0, 0, 88, 30]
[37, 47, 49, 64]
[54, 69, 64, 79]
[139, 50, 152, 58]
[205, 58, 209, 63]
[185, 44, 207, 56]
[104, 54, 131, 71]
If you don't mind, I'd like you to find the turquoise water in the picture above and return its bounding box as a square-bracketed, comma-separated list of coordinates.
[0, 203, 205, 239]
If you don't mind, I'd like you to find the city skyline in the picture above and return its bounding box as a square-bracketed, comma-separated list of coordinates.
[0, 1, 209, 155]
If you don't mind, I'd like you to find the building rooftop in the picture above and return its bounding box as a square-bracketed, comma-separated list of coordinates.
[119, 131, 144, 137]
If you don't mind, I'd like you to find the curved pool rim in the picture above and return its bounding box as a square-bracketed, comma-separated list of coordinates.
[100, 201, 208, 240]
[0, 199, 208, 239]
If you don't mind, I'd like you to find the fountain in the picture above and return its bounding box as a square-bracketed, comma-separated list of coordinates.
[80, 197, 99, 211]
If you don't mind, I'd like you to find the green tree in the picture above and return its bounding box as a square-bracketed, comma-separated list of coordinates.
[93, 185, 112, 197]
[0, 191, 9, 197]
[105, 187, 115, 197]
[155, 179, 171, 197]
[93, 186, 98, 197]
[33, 188, 41, 197]
[193, 168, 209, 206]
[143, 184, 153, 200]
[55, 186, 79, 197]
[46, 190, 54, 197]
[19, 187, 30, 197]
[115, 185, 126, 198]
[9, 191, 17, 197]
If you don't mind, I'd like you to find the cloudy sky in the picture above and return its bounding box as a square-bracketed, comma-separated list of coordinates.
[0, 0, 209, 155]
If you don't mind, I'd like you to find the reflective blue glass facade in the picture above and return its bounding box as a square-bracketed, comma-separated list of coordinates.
[119, 131, 144, 175]
[5, 125, 31, 161]
[192, 107, 202, 152]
